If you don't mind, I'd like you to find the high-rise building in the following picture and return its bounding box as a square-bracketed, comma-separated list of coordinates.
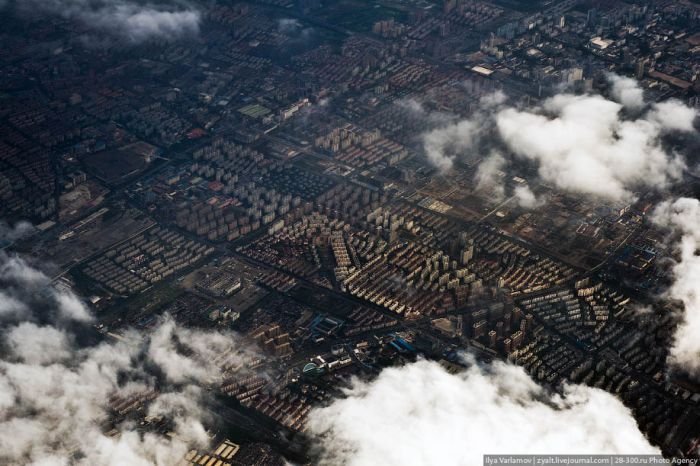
[473, 320, 488, 338]
[511, 330, 524, 349]
[488, 330, 498, 348]
[636, 59, 647, 80]
[502, 338, 512, 354]
[496, 321, 504, 338]
[461, 245, 474, 265]
[587, 8, 598, 27]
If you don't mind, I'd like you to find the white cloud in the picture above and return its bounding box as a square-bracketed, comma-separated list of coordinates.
[422, 118, 481, 172]
[0, 316, 240, 465]
[480, 90, 507, 108]
[419, 76, 696, 203]
[278, 18, 302, 34]
[0, 255, 50, 285]
[607, 73, 645, 111]
[0, 253, 92, 324]
[475, 151, 506, 201]
[398, 98, 425, 114]
[308, 358, 658, 466]
[652, 198, 700, 376]
[0, 327, 203, 465]
[496, 93, 691, 202]
[16, 0, 201, 43]
[148, 317, 252, 384]
[0, 221, 34, 242]
[6, 322, 72, 365]
[514, 185, 542, 209]
[277, 18, 313, 42]
[55, 292, 93, 322]
[0, 291, 28, 317]
[647, 100, 698, 133]
[417, 91, 507, 172]
[0, 253, 255, 465]
[399, 98, 457, 128]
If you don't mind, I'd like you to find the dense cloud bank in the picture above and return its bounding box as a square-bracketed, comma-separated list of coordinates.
[5, 0, 201, 43]
[0, 252, 246, 465]
[308, 358, 658, 466]
[652, 198, 700, 377]
[421, 76, 697, 203]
